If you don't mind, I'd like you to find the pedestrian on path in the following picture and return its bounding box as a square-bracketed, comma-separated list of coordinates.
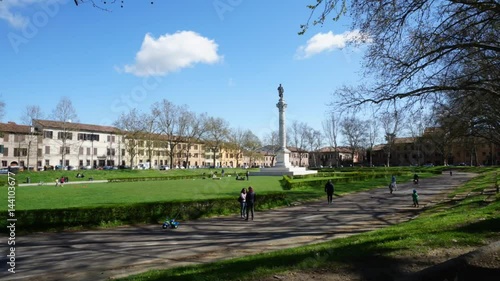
[238, 188, 247, 219]
[325, 180, 335, 204]
[245, 186, 255, 221]
[412, 189, 419, 207]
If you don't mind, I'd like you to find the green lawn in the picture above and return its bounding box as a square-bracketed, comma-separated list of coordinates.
[1, 171, 435, 211]
[3, 175, 282, 210]
[4, 167, 251, 184]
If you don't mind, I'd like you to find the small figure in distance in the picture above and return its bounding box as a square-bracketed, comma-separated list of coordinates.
[324, 180, 335, 205]
[412, 189, 419, 207]
[413, 173, 419, 184]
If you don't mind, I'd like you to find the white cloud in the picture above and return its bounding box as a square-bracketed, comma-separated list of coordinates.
[123, 31, 223, 77]
[295, 30, 371, 59]
[0, 0, 60, 29]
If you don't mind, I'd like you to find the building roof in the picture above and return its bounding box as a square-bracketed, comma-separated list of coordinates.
[33, 119, 120, 134]
[316, 146, 352, 153]
[0, 122, 32, 134]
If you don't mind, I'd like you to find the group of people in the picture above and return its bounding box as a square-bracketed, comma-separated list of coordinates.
[322, 175, 420, 208]
[238, 186, 255, 220]
[55, 176, 68, 187]
[388, 174, 420, 207]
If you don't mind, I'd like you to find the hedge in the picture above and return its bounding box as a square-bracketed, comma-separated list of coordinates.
[0, 192, 288, 233]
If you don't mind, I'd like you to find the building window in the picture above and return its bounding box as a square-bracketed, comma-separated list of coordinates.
[43, 131, 53, 139]
[87, 147, 91, 155]
[79, 147, 84, 155]
[37, 149, 42, 157]
[93, 148, 97, 155]
[45, 160, 50, 166]
[1, 161, 7, 167]
[14, 148, 28, 157]
[57, 132, 73, 140]
[45, 146, 50, 155]
[14, 135, 25, 142]
[77, 133, 99, 141]
[60, 147, 70, 154]
[193, 145, 198, 150]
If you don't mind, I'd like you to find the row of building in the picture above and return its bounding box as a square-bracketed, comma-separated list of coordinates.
[0, 119, 498, 171]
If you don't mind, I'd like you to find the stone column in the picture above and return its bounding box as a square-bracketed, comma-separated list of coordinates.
[275, 85, 291, 168]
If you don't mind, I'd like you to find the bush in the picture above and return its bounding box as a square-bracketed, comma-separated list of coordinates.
[2, 192, 288, 233]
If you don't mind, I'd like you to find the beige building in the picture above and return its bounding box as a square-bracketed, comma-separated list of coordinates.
[0, 122, 35, 169]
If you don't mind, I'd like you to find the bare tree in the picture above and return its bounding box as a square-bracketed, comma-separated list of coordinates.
[21, 105, 44, 171]
[180, 111, 208, 168]
[227, 127, 247, 168]
[51, 97, 79, 168]
[322, 111, 341, 167]
[304, 127, 322, 167]
[340, 116, 368, 166]
[203, 117, 230, 168]
[242, 130, 263, 168]
[152, 99, 184, 169]
[380, 106, 404, 167]
[366, 114, 379, 167]
[288, 120, 309, 166]
[302, 1, 500, 111]
[263, 130, 280, 166]
[113, 108, 144, 168]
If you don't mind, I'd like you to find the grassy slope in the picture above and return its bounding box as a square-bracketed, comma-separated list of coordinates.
[118, 169, 500, 281]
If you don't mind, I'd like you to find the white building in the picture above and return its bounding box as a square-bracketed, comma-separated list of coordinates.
[32, 119, 123, 169]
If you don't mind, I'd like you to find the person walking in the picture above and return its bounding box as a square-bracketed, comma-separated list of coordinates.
[413, 173, 419, 184]
[238, 188, 247, 219]
[412, 189, 419, 207]
[324, 180, 335, 204]
[246, 170, 250, 181]
[245, 186, 255, 221]
[391, 175, 397, 191]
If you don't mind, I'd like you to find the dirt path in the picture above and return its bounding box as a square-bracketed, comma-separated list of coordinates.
[0, 172, 475, 281]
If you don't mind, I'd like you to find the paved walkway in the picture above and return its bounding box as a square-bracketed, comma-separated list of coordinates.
[1, 172, 476, 281]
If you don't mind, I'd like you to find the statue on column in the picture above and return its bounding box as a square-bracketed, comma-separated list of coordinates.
[277, 84, 284, 99]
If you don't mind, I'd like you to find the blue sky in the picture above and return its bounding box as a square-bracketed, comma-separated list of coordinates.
[0, 0, 367, 140]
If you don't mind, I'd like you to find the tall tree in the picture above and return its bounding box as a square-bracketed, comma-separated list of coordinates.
[51, 97, 79, 167]
[227, 127, 247, 168]
[340, 116, 368, 166]
[180, 111, 208, 168]
[113, 109, 144, 168]
[203, 117, 230, 168]
[288, 120, 309, 166]
[263, 130, 280, 166]
[302, 1, 500, 109]
[380, 106, 404, 167]
[21, 105, 44, 171]
[242, 130, 263, 168]
[366, 114, 379, 168]
[304, 127, 322, 167]
[322, 111, 341, 167]
[152, 100, 183, 169]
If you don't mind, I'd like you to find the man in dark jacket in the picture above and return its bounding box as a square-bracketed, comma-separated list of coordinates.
[245, 186, 255, 221]
[325, 180, 335, 204]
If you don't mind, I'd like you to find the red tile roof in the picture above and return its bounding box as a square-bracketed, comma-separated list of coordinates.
[0, 122, 32, 134]
[33, 119, 121, 134]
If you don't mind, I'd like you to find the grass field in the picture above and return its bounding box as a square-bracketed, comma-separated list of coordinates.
[1, 170, 431, 211]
